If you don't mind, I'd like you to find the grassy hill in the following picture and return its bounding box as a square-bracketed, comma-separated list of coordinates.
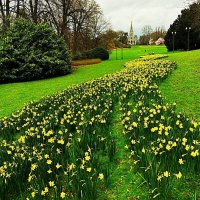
[0, 45, 167, 117]
[0, 45, 199, 121]
[159, 50, 200, 121]
[0, 46, 200, 200]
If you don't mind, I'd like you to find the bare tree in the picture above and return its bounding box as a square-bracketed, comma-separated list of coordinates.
[0, 0, 111, 53]
[151, 26, 166, 41]
[0, 0, 11, 29]
[142, 25, 153, 36]
[139, 25, 153, 45]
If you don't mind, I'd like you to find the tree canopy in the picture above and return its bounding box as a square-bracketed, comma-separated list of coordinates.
[165, 2, 200, 51]
[0, 19, 71, 83]
[0, 0, 112, 53]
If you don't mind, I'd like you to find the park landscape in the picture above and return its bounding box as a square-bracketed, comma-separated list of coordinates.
[0, 0, 200, 200]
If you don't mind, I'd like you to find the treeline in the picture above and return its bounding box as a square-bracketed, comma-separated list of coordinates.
[139, 26, 166, 45]
[0, 0, 114, 53]
[165, 2, 200, 51]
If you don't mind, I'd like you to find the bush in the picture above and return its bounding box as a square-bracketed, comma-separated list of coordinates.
[73, 47, 109, 61]
[0, 19, 71, 83]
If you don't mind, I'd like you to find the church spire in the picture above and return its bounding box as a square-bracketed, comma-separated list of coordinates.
[128, 21, 136, 45]
[130, 21, 133, 36]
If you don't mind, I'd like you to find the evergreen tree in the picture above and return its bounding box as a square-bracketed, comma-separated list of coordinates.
[165, 2, 200, 51]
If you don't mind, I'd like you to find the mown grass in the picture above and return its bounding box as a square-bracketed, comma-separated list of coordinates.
[0, 45, 167, 118]
[159, 49, 200, 121]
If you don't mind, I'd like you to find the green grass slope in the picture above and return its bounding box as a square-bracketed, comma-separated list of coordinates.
[159, 49, 200, 120]
[0, 45, 167, 117]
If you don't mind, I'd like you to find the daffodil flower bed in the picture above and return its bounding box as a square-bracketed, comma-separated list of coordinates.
[139, 54, 168, 61]
[0, 54, 199, 199]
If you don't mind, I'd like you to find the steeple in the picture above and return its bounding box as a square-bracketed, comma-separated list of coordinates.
[128, 21, 136, 45]
[130, 21, 134, 36]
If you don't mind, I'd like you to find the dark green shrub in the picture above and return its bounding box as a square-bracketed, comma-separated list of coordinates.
[73, 47, 109, 61]
[0, 19, 71, 83]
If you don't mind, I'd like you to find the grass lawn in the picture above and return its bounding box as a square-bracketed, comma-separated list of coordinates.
[159, 49, 200, 121]
[0, 45, 167, 118]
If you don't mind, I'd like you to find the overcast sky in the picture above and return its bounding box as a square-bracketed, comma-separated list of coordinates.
[95, 0, 187, 36]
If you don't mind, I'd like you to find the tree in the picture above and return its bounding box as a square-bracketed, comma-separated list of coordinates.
[0, 0, 12, 29]
[139, 25, 153, 45]
[155, 37, 165, 45]
[151, 26, 166, 42]
[0, 19, 71, 83]
[165, 2, 200, 51]
[0, 0, 111, 54]
[142, 25, 153, 36]
[98, 29, 118, 50]
[116, 31, 128, 47]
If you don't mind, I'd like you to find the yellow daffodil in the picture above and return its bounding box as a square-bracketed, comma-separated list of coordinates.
[157, 175, 162, 181]
[85, 155, 90, 161]
[87, 167, 92, 172]
[60, 192, 66, 199]
[178, 159, 184, 165]
[31, 192, 36, 198]
[31, 164, 38, 171]
[47, 160, 52, 165]
[164, 171, 170, 177]
[49, 181, 55, 187]
[175, 172, 182, 179]
[58, 139, 65, 145]
[166, 145, 171, 151]
[142, 148, 146, 153]
[56, 163, 61, 169]
[132, 122, 138, 127]
[98, 173, 104, 180]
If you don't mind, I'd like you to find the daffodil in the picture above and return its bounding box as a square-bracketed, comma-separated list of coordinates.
[98, 173, 104, 180]
[175, 172, 182, 179]
[191, 150, 199, 157]
[47, 169, 52, 174]
[142, 148, 146, 153]
[31, 164, 38, 171]
[132, 122, 138, 127]
[56, 163, 61, 169]
[166, 145, 171, 151]
[68, 163, 75, 171]
[60, 192, 66, 199]
[49, 181, 55, 187]
[47, 160, 52, 165]
[178, 158, 184, 165]
[85, 155, 90, 161]
[58, 139, 65, 145]
[31, 192, 36, 198]
[164, 171, 170, 177]
[157, 175, 162, 181]
[87, 167, 92, 172]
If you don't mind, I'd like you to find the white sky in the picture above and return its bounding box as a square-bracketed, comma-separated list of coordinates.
[95, 0, 187, 36]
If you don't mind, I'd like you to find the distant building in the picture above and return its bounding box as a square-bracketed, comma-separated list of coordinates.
[128, 22, 137, 45]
